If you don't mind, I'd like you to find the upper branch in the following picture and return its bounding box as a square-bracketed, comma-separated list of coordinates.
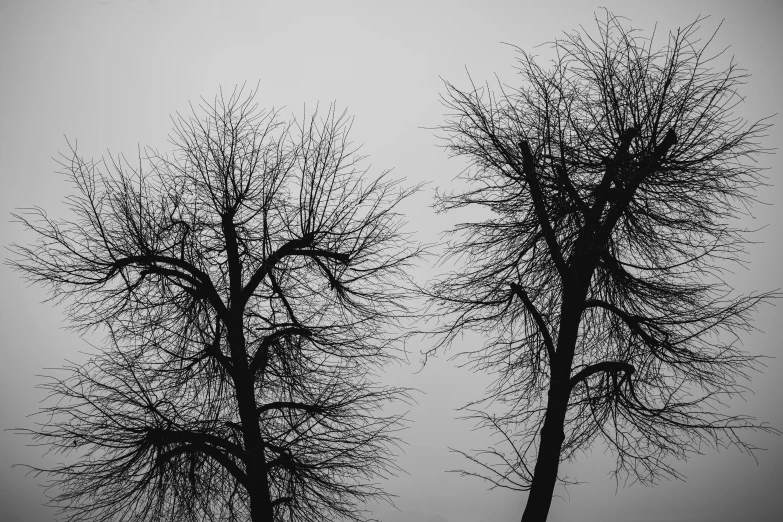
[517, 140, 570, 280]
[248, 326, 312, 376]
[589, 127, 639, 224]
[599, 128, 678, 236]
[111, 254, 228, 320]
[240, 234, 314, 307]
[221, 214, 244, 308]
[240, 236, 350, 309]
[553, 160, 589, 218]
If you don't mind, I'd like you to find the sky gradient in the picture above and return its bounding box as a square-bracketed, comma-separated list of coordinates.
[1, 1, 781, 521]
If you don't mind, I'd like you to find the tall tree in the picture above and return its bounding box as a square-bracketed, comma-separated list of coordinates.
[428, 12, 777, 522]
[10, 87, 420, 522]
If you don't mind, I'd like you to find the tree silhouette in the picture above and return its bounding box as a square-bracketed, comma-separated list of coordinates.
[427, 12, 778, 522]
[10, 87, 420, 522]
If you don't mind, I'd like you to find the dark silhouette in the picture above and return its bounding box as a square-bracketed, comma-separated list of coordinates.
[10, 87, 421, 522]
[427, 12, 778, 522]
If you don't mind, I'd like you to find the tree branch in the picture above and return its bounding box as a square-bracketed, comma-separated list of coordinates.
[290, 249, 350, 264]
[599, 128, 678, 235]
[110, 254, 228, 320]
[240, 234, 314, 307]
[257, 401, 325, 416]
[583, 299, 659, 347]
[248, 327, 311, 376]
[510, 281, 556, 363]
[150, 427, 245, 458]
[151, 429, 248, 488]
[570, 361, 635, 390]
[517, 140, 569, 279]
[271, 496, 293, 508]
[590, 127, 639, 222]
[155, 444, 248, 489]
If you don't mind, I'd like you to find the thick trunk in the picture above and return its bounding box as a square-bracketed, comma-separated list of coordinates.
[223, 215, 275, 522]
[520, 389, 568, 522]
[235, 361, 274, 522]
[228, 323, 274, 522]
[241, 381, 274, 522]
[238, 375, 274, 522]
[521, 283, 589, 522]
[248, 479, 274, 522]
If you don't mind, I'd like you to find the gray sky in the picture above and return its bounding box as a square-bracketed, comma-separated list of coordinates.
[1, 1, 781, 521]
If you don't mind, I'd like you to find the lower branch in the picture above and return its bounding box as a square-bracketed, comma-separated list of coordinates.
[570, 361, 635, 391]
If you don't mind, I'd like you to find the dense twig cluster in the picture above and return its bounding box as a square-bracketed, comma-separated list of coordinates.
[428, 11, 777, 521]
[11, 86, 421, 522]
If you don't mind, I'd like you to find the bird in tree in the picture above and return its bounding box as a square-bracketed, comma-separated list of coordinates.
[427, 11, 778, 522]
[10, 86, 421, 522]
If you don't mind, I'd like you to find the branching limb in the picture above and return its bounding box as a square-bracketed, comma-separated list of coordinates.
[510, 281, 556, 364]
[570, 361, 635, 391]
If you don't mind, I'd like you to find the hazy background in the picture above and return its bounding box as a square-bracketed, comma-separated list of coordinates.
[1, 1, 781, 521]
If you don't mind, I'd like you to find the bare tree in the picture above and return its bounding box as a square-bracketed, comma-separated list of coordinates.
[10, 87, 421, 522]
[427, 11, 778, 522]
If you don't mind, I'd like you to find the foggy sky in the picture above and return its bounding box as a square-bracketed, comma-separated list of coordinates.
[1, 1, 781, 521]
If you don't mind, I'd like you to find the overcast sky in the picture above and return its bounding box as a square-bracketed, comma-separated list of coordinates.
[1, 1, 781, 521]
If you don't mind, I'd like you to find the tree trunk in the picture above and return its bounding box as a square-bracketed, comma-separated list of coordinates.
[227, 317, 274, 522]
[249, 482, 274, 522]
[239, 375, 275, 522]
[521, 283, 588, 522]
[520, 387, 568, 522]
